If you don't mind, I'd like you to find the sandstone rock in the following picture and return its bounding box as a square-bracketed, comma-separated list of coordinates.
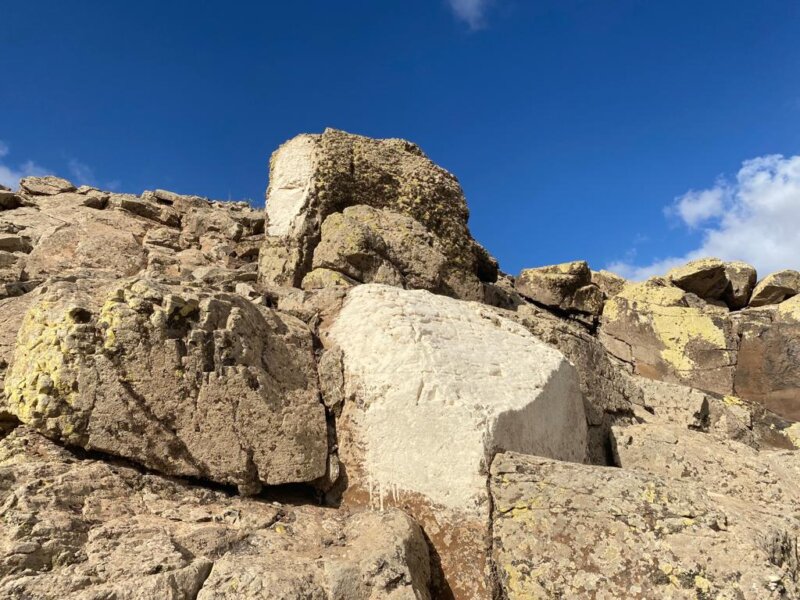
[667, 257, 728, 300]
[491, 451, 800, 599]
[0, 428, 432, 599]
[516, 261, 604, 316]
[723, 260, 757, 309]
[4, 277, 327, 493]
[591, 269, 626, 298]
[599, 278, 737, 395]
[259, 128, 496, 290]
[19, 175, 76, 195]
[749, 269, 800, 307]
[327, 284, 586, 599]
[733, 304, 800, 421]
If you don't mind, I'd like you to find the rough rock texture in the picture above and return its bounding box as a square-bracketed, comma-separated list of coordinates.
[724, 261, 758, 309]
[4, 276, 327, 493]
[515, 260, 604, 316]
[591, 269, 626, 298]
[749, 269, 800, 307]
[326, 284, 587, 600]
[258, 129, 497, 297]
[599, 278, 737, 395]
[492, 451, 800, 599]
[668, 257, 728, 300]
[510, 303, 640, 464]
[0, 428, 432, 599]
[734, 301, 800, 421]
[3, 137, 800, 600]
[304, 204, 483, 299]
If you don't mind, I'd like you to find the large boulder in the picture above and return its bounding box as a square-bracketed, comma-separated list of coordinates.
[599, 278, 737, 395]
[303, 204, 483, 298]
[515, 260, 604, 316]
[749, 269, 800, 307]
[3, 277, 327, 493]
[667, 257, 728, 300]
[325, 284, 587, 599]
[0, 427, 432, 599]
[19, 175, 76, 196]
[259, 129, 497, 296]
[491, 451, 800, 599]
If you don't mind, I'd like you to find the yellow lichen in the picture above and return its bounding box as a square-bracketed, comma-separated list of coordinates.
[722, 395, 743, 406]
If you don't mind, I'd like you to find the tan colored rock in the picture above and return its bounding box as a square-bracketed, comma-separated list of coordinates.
[733, 304, 800, 421]
[301, 267, 358, 290]
[632, 375, 795, 450]
[259, 129, 497, 290]
[19, 175, 76, 195]
[516, 261, 604, 315]
[591, 269, 626, 298]
[599, 278, 737, 395]
[0, 427, 432, 599]
[491, 451, 800, 599]
[667, 257, 728, 300]
[3, 277, 327, 493]
[723, 261, 757, 309]
[750, 269, 800, 307]
[612, 423, 800, 509]
[327, 284, 586, 600]
[308, 204, 484, 299]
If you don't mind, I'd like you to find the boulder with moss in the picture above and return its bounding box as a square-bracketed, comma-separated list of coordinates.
[258, 128, 497, 297]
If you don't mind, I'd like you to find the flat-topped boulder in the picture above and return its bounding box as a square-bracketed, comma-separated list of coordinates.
[326, 284, 586, 599]
[259, 128, 497, 298]
[19, 175, 76, 196]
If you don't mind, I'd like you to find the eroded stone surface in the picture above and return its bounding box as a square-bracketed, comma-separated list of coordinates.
[491, 451, 800, 599]
[515, 261, 604, 316]
[327, 284, 586, 599]
[667, 257, 728, 300]
[599, 278, 737, 395]
[3, 277, 327, 493]
[259, 128, 497, 290]
[0, 428, 431, 600]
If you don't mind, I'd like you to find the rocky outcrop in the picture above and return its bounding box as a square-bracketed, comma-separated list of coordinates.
[258, 129, 497, 298]
[515, 260, 604, 318]
[2, 135, 800, 600]
[325, 284, 586, 599]
[0, 428, 432, 599]
[599, 278, 737, 395]
[4, 277, 327, 494]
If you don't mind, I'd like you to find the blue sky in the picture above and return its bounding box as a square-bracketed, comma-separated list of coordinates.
[2, 0, 800, 278]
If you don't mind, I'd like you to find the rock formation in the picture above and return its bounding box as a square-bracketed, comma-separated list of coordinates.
[1, 130, 799, 599]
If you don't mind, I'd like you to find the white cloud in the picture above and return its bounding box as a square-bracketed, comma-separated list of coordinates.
[447, 0, 490, 29]
[609, 154, 800, 280]
[68, 158, 97, 187]
[0, 141, 48, 189]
